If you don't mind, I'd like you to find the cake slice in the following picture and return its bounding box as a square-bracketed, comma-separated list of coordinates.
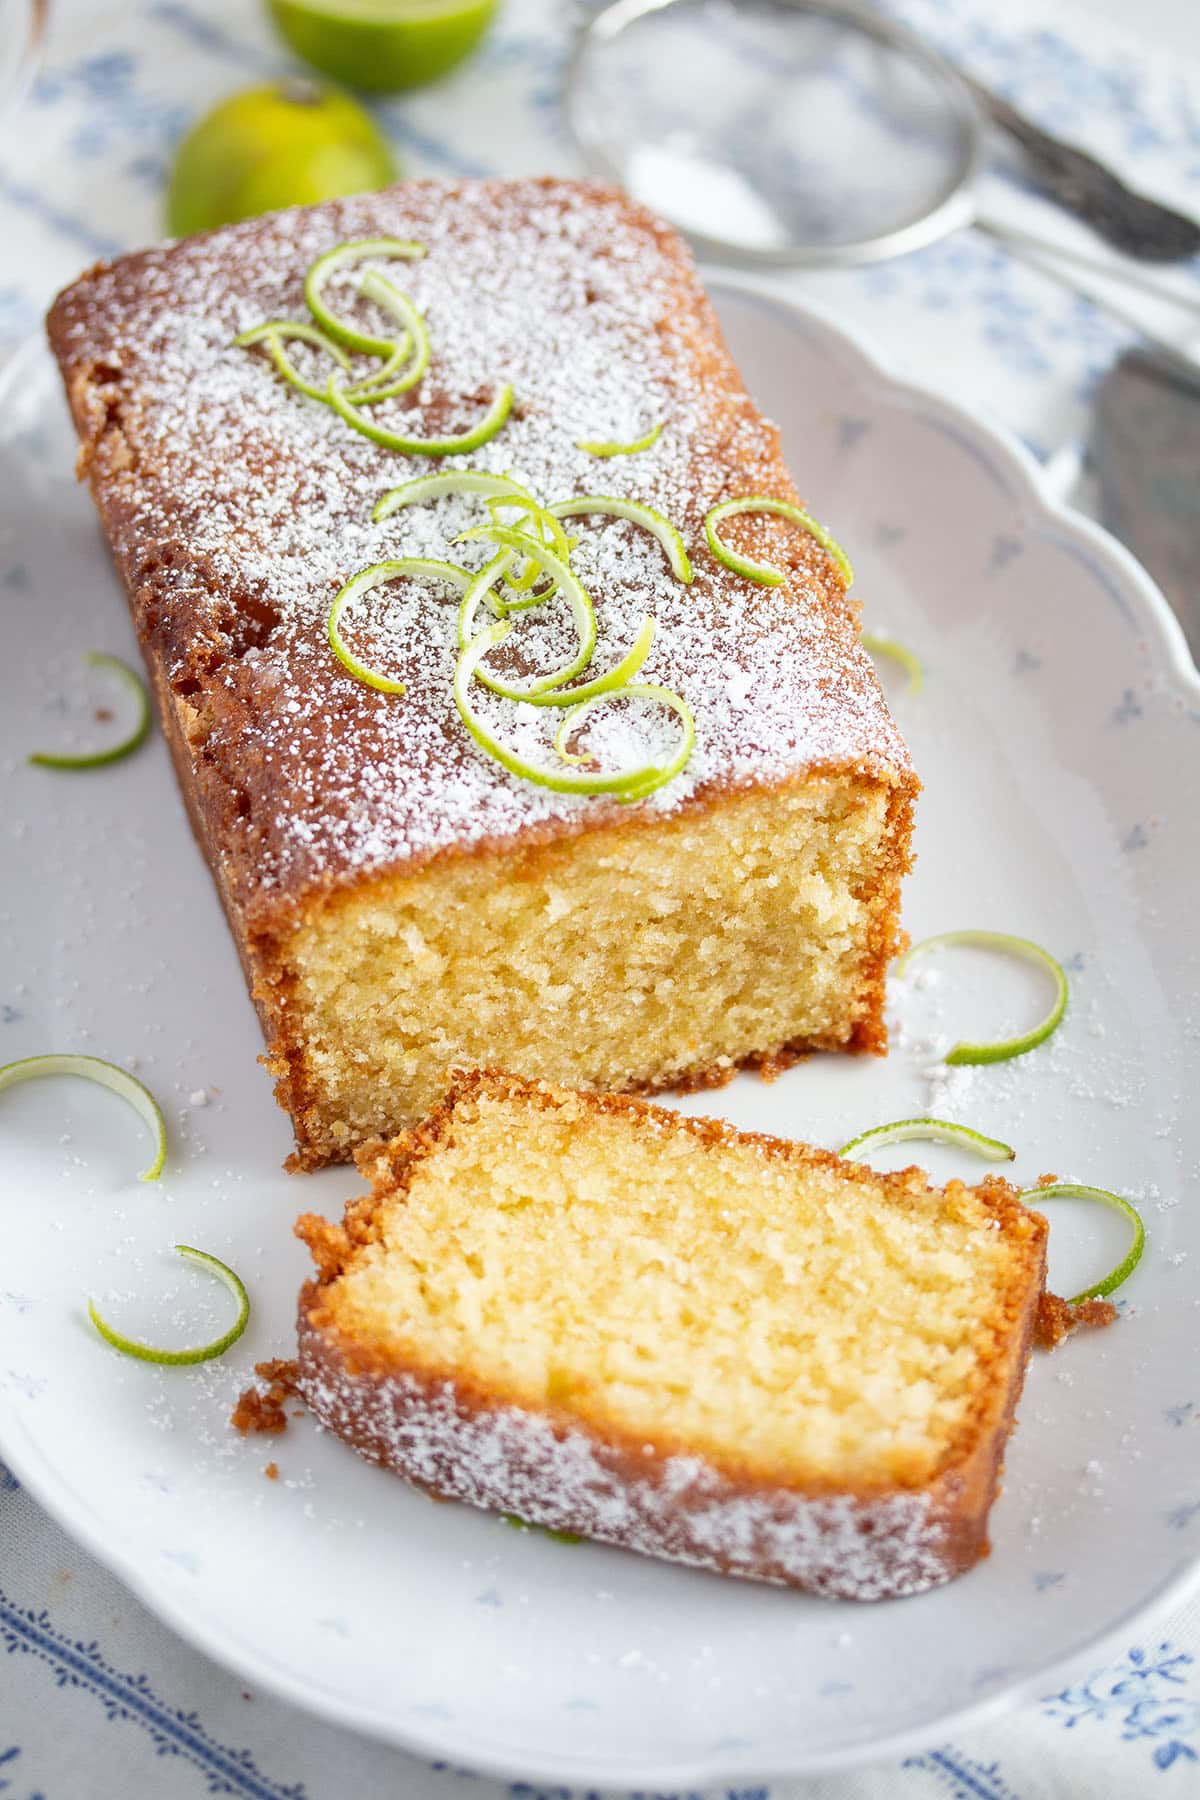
[46, 177, 917, 1169]
[295, 1070, 1047, 1599]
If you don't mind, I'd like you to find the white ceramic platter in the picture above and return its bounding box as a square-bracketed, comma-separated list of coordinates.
[1, 284, 1198, 1789]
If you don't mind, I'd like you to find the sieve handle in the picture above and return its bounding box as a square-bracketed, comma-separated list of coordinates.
[962, 73, 1200, 264]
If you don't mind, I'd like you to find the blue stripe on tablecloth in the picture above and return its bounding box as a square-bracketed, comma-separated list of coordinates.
[0, 1584, 310, 1800]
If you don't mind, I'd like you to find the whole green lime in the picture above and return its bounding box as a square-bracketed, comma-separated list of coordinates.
[165, 79, 397, 237]
[266, 0, 498, 94]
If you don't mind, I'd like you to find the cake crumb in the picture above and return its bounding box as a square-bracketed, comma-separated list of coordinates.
[1035, 1291, 1119, 1350]
[264, 1461, 279, 1480]
[231, 1358, 301, 1435]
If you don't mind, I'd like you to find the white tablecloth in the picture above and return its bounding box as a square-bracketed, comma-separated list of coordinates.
[2, 0, 1198, 1793]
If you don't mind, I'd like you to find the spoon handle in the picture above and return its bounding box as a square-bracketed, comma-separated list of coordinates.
[962, 74, 1200, 264]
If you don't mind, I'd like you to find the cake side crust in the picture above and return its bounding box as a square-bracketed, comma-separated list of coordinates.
[296, 1301, 973, 1600]
[45, 178, 918, 1165]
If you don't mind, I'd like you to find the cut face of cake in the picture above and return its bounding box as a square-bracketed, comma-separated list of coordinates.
[295, 1071, 1048, 1599]
[47, 177, 917, 1168]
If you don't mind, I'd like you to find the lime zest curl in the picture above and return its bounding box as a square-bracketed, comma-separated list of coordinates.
[347, 270, 430, 399]
[840, 1118, 1015, 1163]
[1018, 1183, 1145, 1303]
[373, 469, 535, 524]
[501, 1512, 583, 1543]
[454, 623, 692, 802]
[0, 1053, 166, 1181]
[251, 241, 515, 454]
[343, 337, 414, 402]
[233, 319, 352, 404]
[29, 651, 151, 770]
[88, 1246, 250, 1365]
[455, 531, 597, 696]
[373, 474, 573, 591]
[457, 551, 517, 645]
[550, 682, 696, 801]
[304, 236, 426, 358]
[463, 604, 656, 711]
[705, 496, 853, 587]
[548, 494, 693, 585]
[492, 496, 575, 592]
[895, 930, 1068, 1066]
[576, 422, 663, 457]
[328, 372, 514, 457]
[328, 559, 472, 694]
[861, 632, 923, 694]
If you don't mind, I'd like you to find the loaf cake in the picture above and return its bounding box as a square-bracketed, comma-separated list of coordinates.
[46, 178, 917, 1169]
[295, 1070, 1047, 1598]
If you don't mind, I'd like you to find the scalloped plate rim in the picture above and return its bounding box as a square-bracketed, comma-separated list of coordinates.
[1, 280, 1197, 1787]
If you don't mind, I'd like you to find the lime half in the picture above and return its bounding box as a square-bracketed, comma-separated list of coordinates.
[166, 80, 397, 237]
[268, 0, 499, 93]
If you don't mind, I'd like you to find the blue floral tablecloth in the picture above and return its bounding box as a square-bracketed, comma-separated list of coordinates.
[2, 0, 1199, 1794]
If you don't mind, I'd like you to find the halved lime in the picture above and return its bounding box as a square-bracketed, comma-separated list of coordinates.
[166, 80, 397, 237]
[267, 0, 498, 93]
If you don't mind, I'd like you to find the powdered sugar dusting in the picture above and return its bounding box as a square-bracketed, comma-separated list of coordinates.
[297, 1332, 951, 1603]
[50, 179, 912, 922]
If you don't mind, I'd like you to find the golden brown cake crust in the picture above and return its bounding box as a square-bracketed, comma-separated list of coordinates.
[46, 179, 917, 1162]
[294, 1070, 1047, 1598]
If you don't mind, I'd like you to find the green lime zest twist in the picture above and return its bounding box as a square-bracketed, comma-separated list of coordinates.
[705, 496, 853, 588]
[455, 527, 596, 696]
[88, 1246, 250, 1365]
[895, 930, 1068, 1066]
[461, 607, 656, 712]
[457, 551, 518, 645]
[29, 651, 151, 771]
[328, 371, 514, 457]
[304, 237, 426, 358]
[372, 469, 535, 524]
[0, 1053, 166, 1181]
[1018, 1182, 1145, 1303]
[233, 318, 352, 404]
[346, 269, 430, 400]
[491, 496, 574, 593]
[323, 366, 696, 799]
[237, 284, 432, 406]
[576, 422, 663, 457]
[455, 624, 692, 801]
[500, 1512, 583, 1543]
[861, 631, 923, 694]
[551, 682, 695, 801]
[343, 336, 414, 402]
[839, 1117, 1015, 1163]
[374, 472, 571, 591]
[329, 559, 472, 693]
[549, 494, 693, 585]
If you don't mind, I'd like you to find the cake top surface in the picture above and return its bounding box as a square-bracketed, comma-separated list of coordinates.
[48, 177, 913, 927]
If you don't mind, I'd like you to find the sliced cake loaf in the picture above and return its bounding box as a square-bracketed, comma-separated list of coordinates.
[46, 177, 916, 1169]
[295, 1070, 1047, 1599]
